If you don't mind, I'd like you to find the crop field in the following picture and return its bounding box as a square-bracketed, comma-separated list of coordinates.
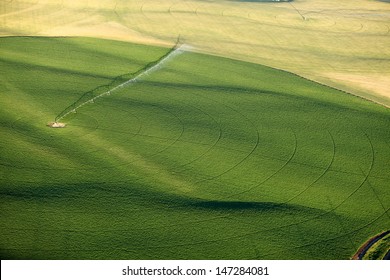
[1, 36, 389, 259]
[1, 0, 390, 106]
[1, 0, 390, 260]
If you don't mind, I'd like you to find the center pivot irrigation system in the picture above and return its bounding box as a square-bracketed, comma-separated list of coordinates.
[48, 39, 185, 128]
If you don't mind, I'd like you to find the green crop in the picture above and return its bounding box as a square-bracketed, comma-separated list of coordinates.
[0, 37, 389, 259]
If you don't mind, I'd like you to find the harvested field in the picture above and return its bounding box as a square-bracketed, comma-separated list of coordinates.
[1, 0, 390, 105]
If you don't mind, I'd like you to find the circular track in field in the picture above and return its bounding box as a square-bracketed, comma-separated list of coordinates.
[11, 112, 99, 141]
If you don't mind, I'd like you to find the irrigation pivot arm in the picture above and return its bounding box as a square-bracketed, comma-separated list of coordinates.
[53, 37, 185, 123]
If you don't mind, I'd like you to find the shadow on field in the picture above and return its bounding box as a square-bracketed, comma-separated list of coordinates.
[1, 181, 327, 216]
[192, 200, 317, 213]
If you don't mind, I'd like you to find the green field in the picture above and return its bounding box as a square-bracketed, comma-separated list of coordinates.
[1, 36, 389, 259]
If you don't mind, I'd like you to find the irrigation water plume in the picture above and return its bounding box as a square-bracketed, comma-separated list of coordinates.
[51, 42, 186, 126]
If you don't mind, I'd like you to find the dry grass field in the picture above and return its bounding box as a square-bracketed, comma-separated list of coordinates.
[1, 0, 390, 106]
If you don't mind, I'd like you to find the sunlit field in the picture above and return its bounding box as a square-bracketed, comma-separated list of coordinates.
[1, 0, 390, 105]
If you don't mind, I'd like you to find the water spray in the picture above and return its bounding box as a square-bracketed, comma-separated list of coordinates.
[49, 38, 185, 128]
